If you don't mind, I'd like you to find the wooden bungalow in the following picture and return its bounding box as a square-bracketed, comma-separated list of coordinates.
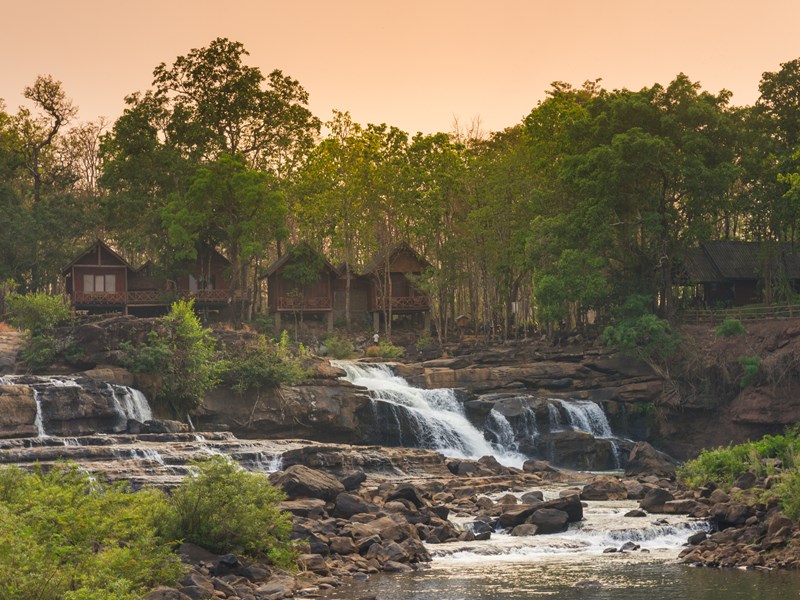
[62, 240, 135, 313]
[361, 242, 431, 333]
[264, 244, 338, 332]
[62, 240, 234, 316]
[683, 241, 800, 307]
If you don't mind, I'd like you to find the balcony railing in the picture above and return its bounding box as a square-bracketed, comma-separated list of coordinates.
[276, 295, 332, 311]
[374, 295, 429, 310]
[73, 292, 127, 305]
[72, 289, 236, 306]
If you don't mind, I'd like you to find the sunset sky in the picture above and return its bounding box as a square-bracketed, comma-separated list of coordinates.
[3, 0, 800, 134]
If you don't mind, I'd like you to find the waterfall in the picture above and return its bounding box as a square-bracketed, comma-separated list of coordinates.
[109, 385, 153, 431]
[334, 361, 526, 467]
[547, 403, 564, 432]
[33, 390, 48, 437]
[551, 399, 613, 438]
[486, 410, 517, 450]
[1, 376, 49, 437]
[550, 398, 621, 469]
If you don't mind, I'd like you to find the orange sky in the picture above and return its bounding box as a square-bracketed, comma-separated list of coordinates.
[3, 0, 800, 134]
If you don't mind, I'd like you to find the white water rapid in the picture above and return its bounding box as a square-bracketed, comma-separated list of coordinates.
[334, 362, 527, 468]
[110, 385, 153, 430]
[552, 398, 613, 438]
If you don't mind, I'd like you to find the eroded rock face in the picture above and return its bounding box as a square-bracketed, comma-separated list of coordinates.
[0, 384, 37, 438]
[196, 382, 370, 442]
[270, 465, 345, 501]
[624, 442, 677, 478]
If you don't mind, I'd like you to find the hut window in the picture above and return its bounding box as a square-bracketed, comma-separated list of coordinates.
[83, 273, 116, 293]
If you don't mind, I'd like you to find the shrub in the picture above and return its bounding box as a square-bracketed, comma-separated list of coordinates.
[322, 334, 354, 359]
[739, 355, 761, 388]
[0, 464, 183, 600]
[122, 300, 223, 416]
[715, 318, 747, 337]
[603, 312, 680, 363]
[678, 429, 800, 488]
[777, 470, 800, 519]
[223, 332, 310, 393]
[365, 341, 404, 359]
[5, 292, 72, 337]
[160, 456, 295, 565]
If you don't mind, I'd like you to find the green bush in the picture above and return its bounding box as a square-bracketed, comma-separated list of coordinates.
[715, 318, 747, 337]
[365, 341, 405, 359]
[5, 292, 72, 337]
[679, 430, 800, 488]
[603, 312, 680, 363]
[0, 464, 183, 600]
[122, 300, 223, 416]
[776, 470, 800, 519]
[223, 332, 310, 393]
[160, 456, 295, 565]
[739, 355, 761, 388]
[322, 334, 354, 359]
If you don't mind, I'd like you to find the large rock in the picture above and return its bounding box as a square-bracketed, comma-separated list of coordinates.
[527, 508, 569, 534]
[499, 494, 583, 529]
[197, 381, 370, 442]
[624, 442, 677, 478]
[0, 384, 37, 438]
[638, 488, 674, 513]
[581, 476, 628, 501]
[539, 431, 617, 471]
[270, 465, 345, 501]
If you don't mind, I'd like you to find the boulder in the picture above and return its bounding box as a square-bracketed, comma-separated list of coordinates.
[386, 484, 426, 508]
[333, 493, 376, 518]
[521, 491, 544, 504]
[270, 465, 345, 501]
[511, 524, 538, 536]
[638, 488, 674, 513]
[624, 442, 677, 478]
[580, 476, 627, 501]
[340, 470, 367, 491]
[527, 508, 569, 534]
[0, 384, 37, 438]
[710, 502, 754, 529]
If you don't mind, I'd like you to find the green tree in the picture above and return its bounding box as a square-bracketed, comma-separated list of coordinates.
[122, 300, 222, 417]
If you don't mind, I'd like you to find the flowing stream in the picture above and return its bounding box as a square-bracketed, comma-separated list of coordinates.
[334, 362, 621, 469]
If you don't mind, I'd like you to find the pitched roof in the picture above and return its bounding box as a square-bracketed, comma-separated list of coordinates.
[61, 240, 136, 276]
[684, 241, 800, 282]
[361, 242, 429, 275]
[263, 242, 338, 278]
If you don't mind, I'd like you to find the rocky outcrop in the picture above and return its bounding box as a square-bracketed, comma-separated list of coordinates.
[196, 381, 370, 443]
[270, 465, 345, 501]
[625, 442, 677, 478]
[0, 383, 37, 438]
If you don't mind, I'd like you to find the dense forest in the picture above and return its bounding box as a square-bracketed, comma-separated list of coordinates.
[2, 37, 800, 338]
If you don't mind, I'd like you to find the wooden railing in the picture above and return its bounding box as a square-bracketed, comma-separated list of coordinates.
[72, 289, 236, 306]
[73, 292, 127, 305]
[374, 295, 429, 310]
[679, 303, 800, 324]
[276, 295, 332, 310]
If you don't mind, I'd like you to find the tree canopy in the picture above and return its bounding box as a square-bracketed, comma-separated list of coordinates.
[3, 39, 800, 336]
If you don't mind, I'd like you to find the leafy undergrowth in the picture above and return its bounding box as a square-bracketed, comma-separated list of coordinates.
[0, 458, 296, 599]
[678, 428, 800, 518]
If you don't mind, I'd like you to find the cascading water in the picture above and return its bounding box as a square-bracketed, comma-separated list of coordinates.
[33, 390, 48, 437]
[0, 375, 154, 435]
[550, 398, 620, 468]
[109, 385, 153, 431]
[334, 361, 526, 467]
[552, 399, 613, 438]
